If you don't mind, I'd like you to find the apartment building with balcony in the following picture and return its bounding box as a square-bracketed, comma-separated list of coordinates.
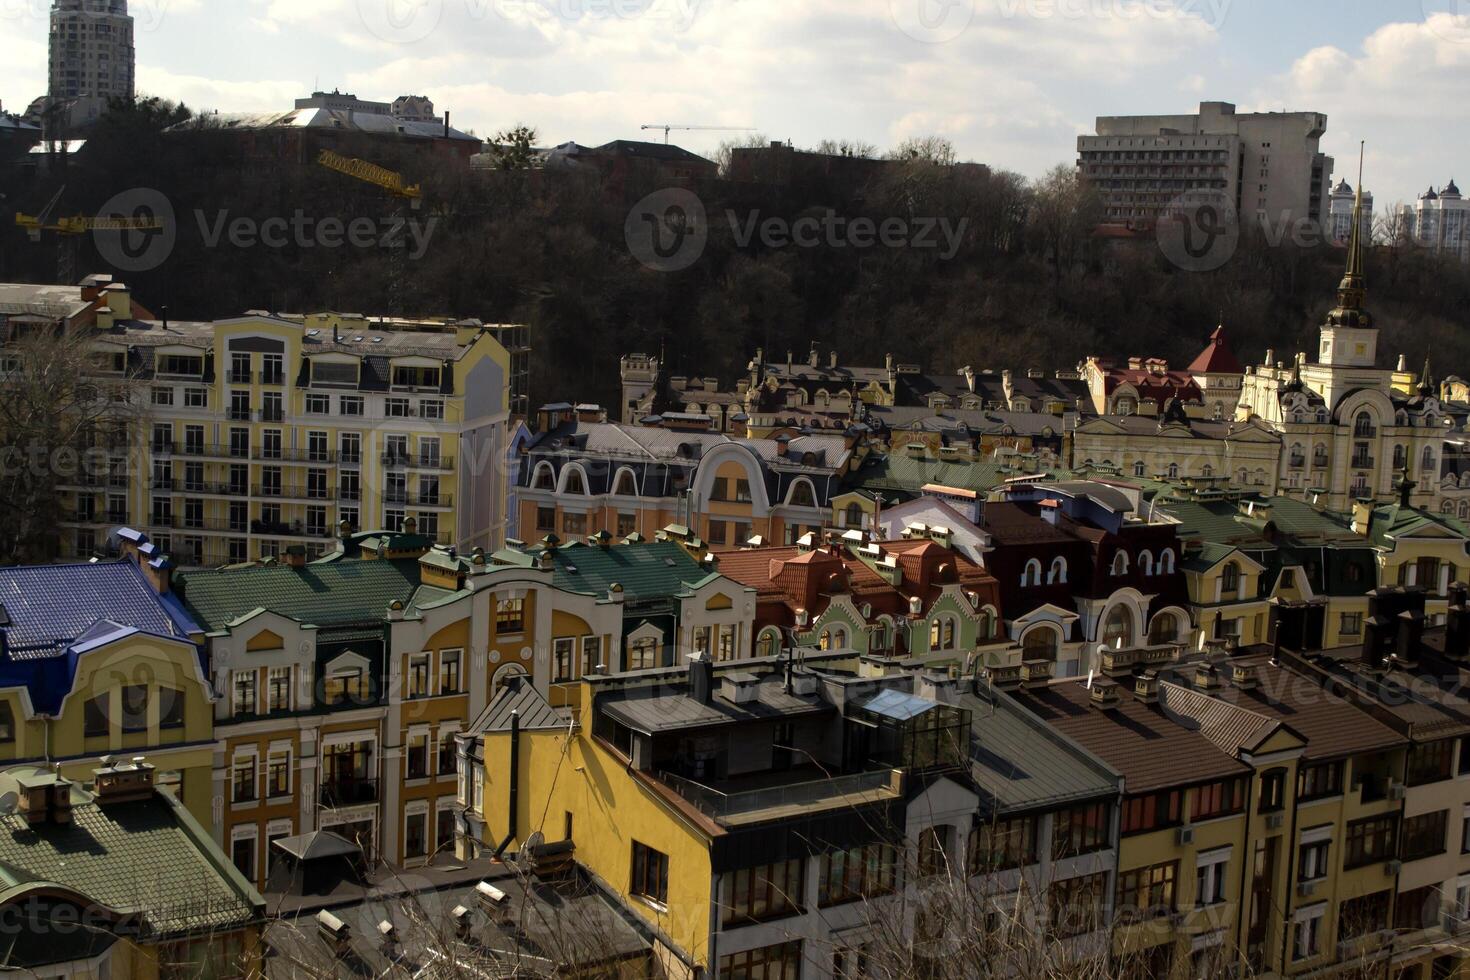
[456, 652, 1122, 978]
[43, 303, 515, 566]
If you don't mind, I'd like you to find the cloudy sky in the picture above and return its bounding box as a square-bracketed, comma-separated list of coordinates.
[3, 0, 1467, 207]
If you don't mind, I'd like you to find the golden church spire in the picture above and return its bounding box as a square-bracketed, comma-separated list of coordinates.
[1330, 141, 1370, 327]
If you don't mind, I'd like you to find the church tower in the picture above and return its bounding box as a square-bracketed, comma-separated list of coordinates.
[1317, 154, 1377, 370]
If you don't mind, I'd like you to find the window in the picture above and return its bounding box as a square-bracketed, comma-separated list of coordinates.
[630, 841, 669, 905]
[1340, 612, 1363, 637]
[536, 506, 556, 531]
[232, 671, 257, 716]
[306, 393, 329, 414]
[1116, 861, 1176, 919]
[184, 387, 206, 408]
[496, 598, 525, 634]
[718, 942, 802, 979]
[0, 702, 13, 743]
[406, 732, 428, 780]
[1403, 810, 1449, 861]
[439, 650, 461, 694]
[438, 730, 458, 776]
[1344, 814, 1398, 869]
[917, 825, 954, 877]
[788, 480, 816, 507]
[231, 834, 256, 881]
[158, 688, 183, 729]
[1049, 872, 1107, 938]
[1196, 850, 1229, 907]
[403, 809, 428, 859]
[437, 807, 457, 855]
[1298, 837, 1330, 881]
[407, 653, 431, 698]
[340, 395, 364, 416]
[232, 755, 257, 802]
[1396, 885, 1439, 932]
[1022, 558, 1042, 587]
[1297, 760, 1342, 801]
[553, 638, 575, 682]
[267, 750, 290, 798]
[1407, 739, 1454, 786]
[968, 815, 1038, 873]
[1191, 776, 1246, 821]
[1293, 904, 1324, 961]
[120, 685, 148, 732]
[1022, 626, 1060, 662]
[628, 636, 659, 670]
[722, 857, 804, 925]
[1338, 890, 1390, 943]
[1120, 789, 1182, 835]
[323, 669, 368, 706]
[818, 843, 898, 907]
[1220, 562, 1240, 597]
[1052, 802, 1109, 859]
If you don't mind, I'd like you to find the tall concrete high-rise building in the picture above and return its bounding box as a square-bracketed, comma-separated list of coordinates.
[1077, 101, 1331, 230]
[46, 0, 135, 125]
[1402, 182, 1470, 262]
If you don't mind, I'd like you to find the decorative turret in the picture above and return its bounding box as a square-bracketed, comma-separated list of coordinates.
[1326, 174, 1370, 330]
[1318, 144, 1379, 374]
[1419, 356, 1435, 397]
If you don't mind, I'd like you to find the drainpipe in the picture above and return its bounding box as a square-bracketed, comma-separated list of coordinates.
[1277, 765, 1304, 973]
[493, 710, 520, 858]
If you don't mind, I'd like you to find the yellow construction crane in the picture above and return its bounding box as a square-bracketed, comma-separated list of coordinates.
[13, 187, 165, 282]
[317, 149, 423, 205]
[640, 124, 757, 145]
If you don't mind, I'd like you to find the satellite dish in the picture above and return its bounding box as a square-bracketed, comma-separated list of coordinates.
[0, 792, 17, 815]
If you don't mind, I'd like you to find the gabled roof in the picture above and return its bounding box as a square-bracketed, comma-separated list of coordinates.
[177, 558, 421, 633]
[0, 561, 197, 658]
[528, 540, 717, 599]
[467, 676, 567, 734]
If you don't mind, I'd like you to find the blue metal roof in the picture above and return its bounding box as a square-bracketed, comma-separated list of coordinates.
[0, 561, 198, 658]
[860, 688, 942, 721]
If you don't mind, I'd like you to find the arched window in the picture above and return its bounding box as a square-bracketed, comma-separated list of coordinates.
[1236, 468, 1249, 486]
[976, 609, 993, 640]
[1101, 605, 1134, 648]
[788, 479, 816, 508]
[1111, 551, 1129, 576]
[1116, 396, 1137, 415]
[1354, 411, 1374, 437]
[756, 629, 780, 658]
[1148, 613, 1180, 645]
[1461, 502, 1469, 520]
[844, 503, 865, 529]
[1200, 464, 1213, 478]
[1221, 561, 1240, 597]
[1313, 443, 1327, 466]
[928, 618, 956, 651]
[872, 619, 890, 652]
[1138, 550, 1153, 576]
[564, 467, 586, 495]
[832, 628, 847, 650]
[532, 462, 555, 490]
[1022, 558, 1043, 587]
[1022, 625, 1059, 662]
[1047, 557, 1068, 585]
[1159, 549, 1176, 574]
[1166, 463, 1180, 479]
[613, 469, 638, 496]
[1289, 443, 1304, 467]
[1444, 501, 1457, 515]
[1253, 468, 1267, 486]
[1393, 444, 1407, 470]
[1423, 445, 1437, 474]
[1133, 461, 1146, 477]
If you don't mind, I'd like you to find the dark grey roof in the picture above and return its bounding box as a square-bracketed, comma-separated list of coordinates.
[271, 830, 361, 861]
[467, 677, 568, 734]
[598, 677, 832, 734]
[960, 685, 1120, 815]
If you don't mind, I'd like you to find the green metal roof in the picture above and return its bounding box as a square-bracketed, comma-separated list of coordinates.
[176, 558, 422, 632]
[847, 452, 1011, 498]
[542, 540, 716, 599]
[1366, 503, 1470, 549]
[0, 789, 262, 940]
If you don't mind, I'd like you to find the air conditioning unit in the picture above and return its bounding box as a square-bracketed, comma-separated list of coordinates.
[1266, 813, 1285, 830]
[1388, 782, 1406, 801]
[1297, 880, 1317, 898]
[1385, 860, 1403, 875]
[1177, 826, 1195, 846]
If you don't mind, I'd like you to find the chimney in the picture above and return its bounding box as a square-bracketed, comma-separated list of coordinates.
[808, 345, 820, 368]
[141, 554, 172, 595]
[829, 350, 838, 369]
[775, 434, 790, 457]
[317, 910, 352, 957]
[1446, 601, 1470, 661]
[1192, 661, 1224, 691]
[443, 110, 450, 139]
[1020, 659, 1052, 690]
[1393, 609, 1425, 668]
[786, 350, 793, 373]
[1133, 671, 1159, 704]
[93, 756, 156, 805]
[1229, 662, 1258, 690]
[283, 545, 307, 569]
[688, 650, 713, 704]
[1089, 679, 1121, 710]
[476, 880, 511, 923]
[17, 769, 74, 826]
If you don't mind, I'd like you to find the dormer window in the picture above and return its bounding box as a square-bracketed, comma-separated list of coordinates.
[311, 359, 359, 387]
[393, 365, 442, 390]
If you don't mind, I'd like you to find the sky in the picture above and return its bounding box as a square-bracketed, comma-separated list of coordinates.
[2, 0, 1468, 207]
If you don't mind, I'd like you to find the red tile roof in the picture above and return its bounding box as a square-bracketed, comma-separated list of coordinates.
[1186, 326, 1244, 375]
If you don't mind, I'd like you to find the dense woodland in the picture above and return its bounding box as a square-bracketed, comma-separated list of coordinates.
[4, 97, 1470, 410]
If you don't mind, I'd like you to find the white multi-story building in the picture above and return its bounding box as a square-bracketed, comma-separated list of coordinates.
[46, 0, 134, 125]
[1077, 101, 1332, 230]
[1403, 181, 1470, 262]
[1328, 179, 1372, 244]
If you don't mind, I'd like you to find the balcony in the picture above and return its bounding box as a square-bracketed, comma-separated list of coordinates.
[1312, 454, 1330, 468]
[1288, 455, 1305, 469]
[251, 485, 336, 502]
[227, 408, 252, 421]
[259, 408, 285, 423]
[260, 370, 285, 386]
[339, 451, 362, 466]
[657, 767, 903, 827]
[1351, 455, 1375, 470]
[1354, 424, 1378, 439]
[408, 455, 453, 472]
[319, 776, 378, 809]
[228, 371, 253, 384]
[415, 492, 452, 507]
[251, 519, 337, 538]
[150, 440, 176, 456]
